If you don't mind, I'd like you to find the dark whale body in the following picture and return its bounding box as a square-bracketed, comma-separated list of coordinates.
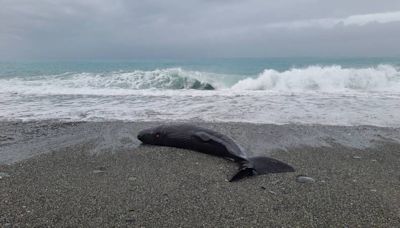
[137, 124, 294, 182]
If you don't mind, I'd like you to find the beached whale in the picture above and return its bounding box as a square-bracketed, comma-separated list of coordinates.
[137, 124, 295, 182]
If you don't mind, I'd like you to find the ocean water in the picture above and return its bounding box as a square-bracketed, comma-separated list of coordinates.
[0, 58, 399, 127]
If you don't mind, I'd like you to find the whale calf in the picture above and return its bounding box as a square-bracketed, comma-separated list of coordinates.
[137, 124, 294, 182]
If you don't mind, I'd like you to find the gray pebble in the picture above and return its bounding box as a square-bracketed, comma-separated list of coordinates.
[296, 175, 315, 183]
[92, 170, 105, 174]
[0, 172, 10, 179]
[269, 190, 277, 195]
[126, 218, 135, 224]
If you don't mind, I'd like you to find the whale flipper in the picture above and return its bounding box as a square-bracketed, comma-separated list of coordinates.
[193, 131, 213, 142]
[229, 167, 255, 182]
[193, 131, 248, 161]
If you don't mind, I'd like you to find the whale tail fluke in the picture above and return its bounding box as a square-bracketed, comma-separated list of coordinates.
[229, 167, 255, 182]
[229, 156, 295, 182]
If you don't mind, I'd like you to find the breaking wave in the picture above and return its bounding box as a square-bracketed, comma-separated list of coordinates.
[1, 65, 400, 95]
[232, 64, 400, 92]
[0, 68, 217, 95]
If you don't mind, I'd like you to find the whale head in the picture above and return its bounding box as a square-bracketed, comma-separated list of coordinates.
[137, 126, 167, 145]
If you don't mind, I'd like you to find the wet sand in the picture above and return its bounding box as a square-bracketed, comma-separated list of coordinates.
[0, 121, 399, 227]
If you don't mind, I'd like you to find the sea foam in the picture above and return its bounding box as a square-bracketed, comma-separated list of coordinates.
[232, 64, 400, 92]
[1, 64, 400, 126]
[1, 65, 399, 96]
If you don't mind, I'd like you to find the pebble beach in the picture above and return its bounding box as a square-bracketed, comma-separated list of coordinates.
[1, 121, 399, 227]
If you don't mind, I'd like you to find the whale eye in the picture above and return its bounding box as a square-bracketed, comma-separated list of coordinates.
[155, 133, 160, 138]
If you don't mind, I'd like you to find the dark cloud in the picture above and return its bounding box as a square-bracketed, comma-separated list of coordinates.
[1, 0, 400, 59]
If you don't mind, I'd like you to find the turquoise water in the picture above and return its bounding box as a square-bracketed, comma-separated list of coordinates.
[1, 57, 399, 77]
[0, 58, 400, 126]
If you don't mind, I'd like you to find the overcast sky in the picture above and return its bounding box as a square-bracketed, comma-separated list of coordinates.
[1, 0, 400, 60]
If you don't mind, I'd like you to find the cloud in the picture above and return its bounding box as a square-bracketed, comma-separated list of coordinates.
[344, 11, 400, 26]
[0, 0, 400, 59]
[265, 11, 400, 29]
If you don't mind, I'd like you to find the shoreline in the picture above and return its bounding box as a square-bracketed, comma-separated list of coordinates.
[1, 121, 400, 226]
[1, 120, 399, 165]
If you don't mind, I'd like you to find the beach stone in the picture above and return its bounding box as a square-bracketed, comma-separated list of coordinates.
[269, 190, 277, 195]
[92, 169, 106, 174]
[0, 172, 11, 179]
[92, 166, 107, 174]
[296, 175, 315, 183]
[125, 218, 135, 224]
[128, 177, 137, 181]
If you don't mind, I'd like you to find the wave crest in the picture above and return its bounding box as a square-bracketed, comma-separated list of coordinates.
[60, 68, 215, 90]
[232, 64, 400, 92]
[2, 65, 400, 95]
[1, 68, 216, 93]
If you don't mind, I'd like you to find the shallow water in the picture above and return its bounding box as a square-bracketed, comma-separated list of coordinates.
[1, 58, 399, 126]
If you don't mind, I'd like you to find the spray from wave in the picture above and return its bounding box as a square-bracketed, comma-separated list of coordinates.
[232, 64, 400, 92]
